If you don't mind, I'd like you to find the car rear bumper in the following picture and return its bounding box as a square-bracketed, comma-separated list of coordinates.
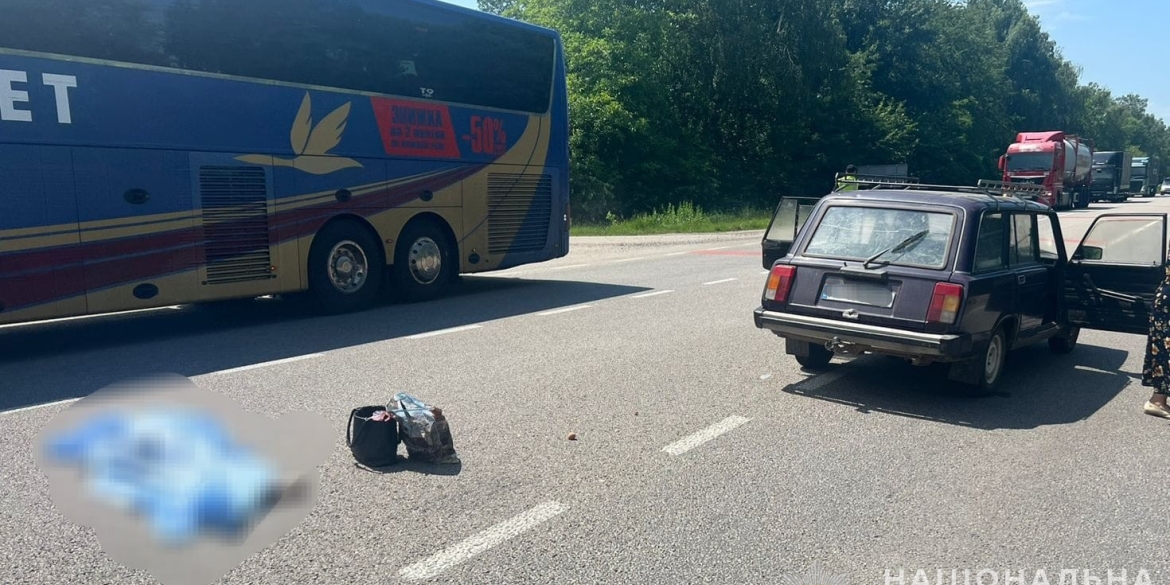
[753, 307, 973, 359]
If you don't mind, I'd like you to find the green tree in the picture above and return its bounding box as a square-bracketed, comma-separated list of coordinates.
[486, 0, 1170, 220]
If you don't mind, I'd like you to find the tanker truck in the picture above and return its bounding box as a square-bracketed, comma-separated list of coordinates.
[998, 131, 1093, 210]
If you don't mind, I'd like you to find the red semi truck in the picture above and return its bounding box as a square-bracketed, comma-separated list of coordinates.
[998, 131, 1093, 210]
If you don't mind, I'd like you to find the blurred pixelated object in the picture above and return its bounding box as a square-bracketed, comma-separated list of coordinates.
[33, 374, 334, 585]
[390, 393, 460, 465]
[44, 407, 280, 546]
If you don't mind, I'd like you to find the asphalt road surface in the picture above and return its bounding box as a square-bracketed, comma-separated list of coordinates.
[3, 195, 1170, 585]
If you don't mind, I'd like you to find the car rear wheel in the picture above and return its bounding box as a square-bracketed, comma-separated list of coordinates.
[795, 344, 833, 370]
[979, 328, 1007, 391]
[1048, 326, 1080, 354]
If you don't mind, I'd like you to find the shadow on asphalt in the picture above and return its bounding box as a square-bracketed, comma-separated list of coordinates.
[353, 458, 463, 477]
[781, 342, 1134, 430]
[0, 277, 650, 410]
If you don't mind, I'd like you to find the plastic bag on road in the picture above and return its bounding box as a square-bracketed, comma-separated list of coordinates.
[390, 393, 460, 465]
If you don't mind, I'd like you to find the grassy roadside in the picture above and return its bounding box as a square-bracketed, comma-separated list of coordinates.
[570, 202, 772, 236]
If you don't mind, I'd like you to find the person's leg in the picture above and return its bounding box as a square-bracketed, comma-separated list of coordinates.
[1143, 315, 1170, 416]
[1153, 389, 1169, 407]
[1145, 384, 1170, 418]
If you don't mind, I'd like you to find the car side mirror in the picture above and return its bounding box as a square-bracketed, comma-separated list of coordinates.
[998, 156, 1005, 171]
[1079, 246, 1103, 261]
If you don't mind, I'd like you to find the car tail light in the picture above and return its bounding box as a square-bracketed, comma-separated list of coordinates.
[764, 265, 796, 303]
[927, 282, 964, 325]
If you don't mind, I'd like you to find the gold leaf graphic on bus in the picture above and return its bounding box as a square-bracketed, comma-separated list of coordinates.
[236, 92, 363, 175]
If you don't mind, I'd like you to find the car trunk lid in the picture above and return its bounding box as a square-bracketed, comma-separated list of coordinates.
[781, 261, 953, 332]
[776, 202, 961, 332]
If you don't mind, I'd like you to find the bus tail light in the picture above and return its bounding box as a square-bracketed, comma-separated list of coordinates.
[927, 282, 963, 325]
[764, 265, 796, 303]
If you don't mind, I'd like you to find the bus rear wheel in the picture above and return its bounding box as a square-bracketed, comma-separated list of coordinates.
[307, 220, 384, 314]
[392, 218, 455, 303]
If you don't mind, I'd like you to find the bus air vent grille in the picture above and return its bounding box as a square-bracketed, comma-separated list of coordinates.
[487, 173, 552, 255]
[198, 166, 273, 285]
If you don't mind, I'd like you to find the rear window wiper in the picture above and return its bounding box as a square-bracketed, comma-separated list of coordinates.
[863, 229, 930, 269]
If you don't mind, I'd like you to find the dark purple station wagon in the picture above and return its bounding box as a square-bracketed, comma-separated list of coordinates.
[754, 180, 1169, 392]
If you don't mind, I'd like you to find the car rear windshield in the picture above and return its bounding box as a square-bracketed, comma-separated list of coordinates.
[803, 205, 955, 269]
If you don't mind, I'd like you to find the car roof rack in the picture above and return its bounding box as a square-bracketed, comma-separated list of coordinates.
[974, 179, 1048, 200]
[833, 173, 921, 190]
[832, 174, 1047, 204]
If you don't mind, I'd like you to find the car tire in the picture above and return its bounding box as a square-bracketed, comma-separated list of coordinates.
[392, 217, 456, 303]
[975, 327, 1008, 392]
[307, 220, 384, 315]
[1048, 326, 1080, 354]
[795, 345, 833, 370]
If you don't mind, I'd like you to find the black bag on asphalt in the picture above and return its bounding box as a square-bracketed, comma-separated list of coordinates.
[346, 406, 400, 468]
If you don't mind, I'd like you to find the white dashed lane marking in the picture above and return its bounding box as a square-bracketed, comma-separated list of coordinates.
[209, 353, 324, 375]
[662, 416, 751, 456]
[631, 290, 674, 299]
[405, 325, 484, 340]
[0, 398, 82, 416]
[538, 305, 594, 316]
[398, 502, 569, 581]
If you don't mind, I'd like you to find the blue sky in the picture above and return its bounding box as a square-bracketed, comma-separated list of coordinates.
[439, 0, 1167, 124]
[1023, 0, 1169, 124]
[441, 0, 478, 10]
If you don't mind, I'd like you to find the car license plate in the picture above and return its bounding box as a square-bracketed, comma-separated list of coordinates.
[820, 277, 895, 308]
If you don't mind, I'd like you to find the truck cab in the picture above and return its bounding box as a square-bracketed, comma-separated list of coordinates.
[1091, 151, 1134, 203]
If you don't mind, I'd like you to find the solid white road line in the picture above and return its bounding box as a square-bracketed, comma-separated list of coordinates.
[398, 501, 569, 581]
[612, 257, 645, 263]
[0, 397, 81, 416]
[631, 290, 674, 299]
[552, 263, 593, 270]
[0, 305, 182, 330]
[209, 353, 324, 375]
[538, 305, 594, 316]
[703, 278, 738, 286]
[665, 252, 689, 257]
[406, 325, 484, 340]
[662, 415, 751, 456]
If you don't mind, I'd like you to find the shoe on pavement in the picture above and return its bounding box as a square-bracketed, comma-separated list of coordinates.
[1144, 401, 1170, 419]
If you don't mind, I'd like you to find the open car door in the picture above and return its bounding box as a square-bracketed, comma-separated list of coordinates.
[1064, 213, 1169, 335]
[761, 197, 819, 269]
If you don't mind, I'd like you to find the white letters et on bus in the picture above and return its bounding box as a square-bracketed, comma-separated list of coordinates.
[0, 69, 78, 124]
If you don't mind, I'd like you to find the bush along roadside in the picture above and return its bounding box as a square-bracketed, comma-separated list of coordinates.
[570, 202, 771, 236]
